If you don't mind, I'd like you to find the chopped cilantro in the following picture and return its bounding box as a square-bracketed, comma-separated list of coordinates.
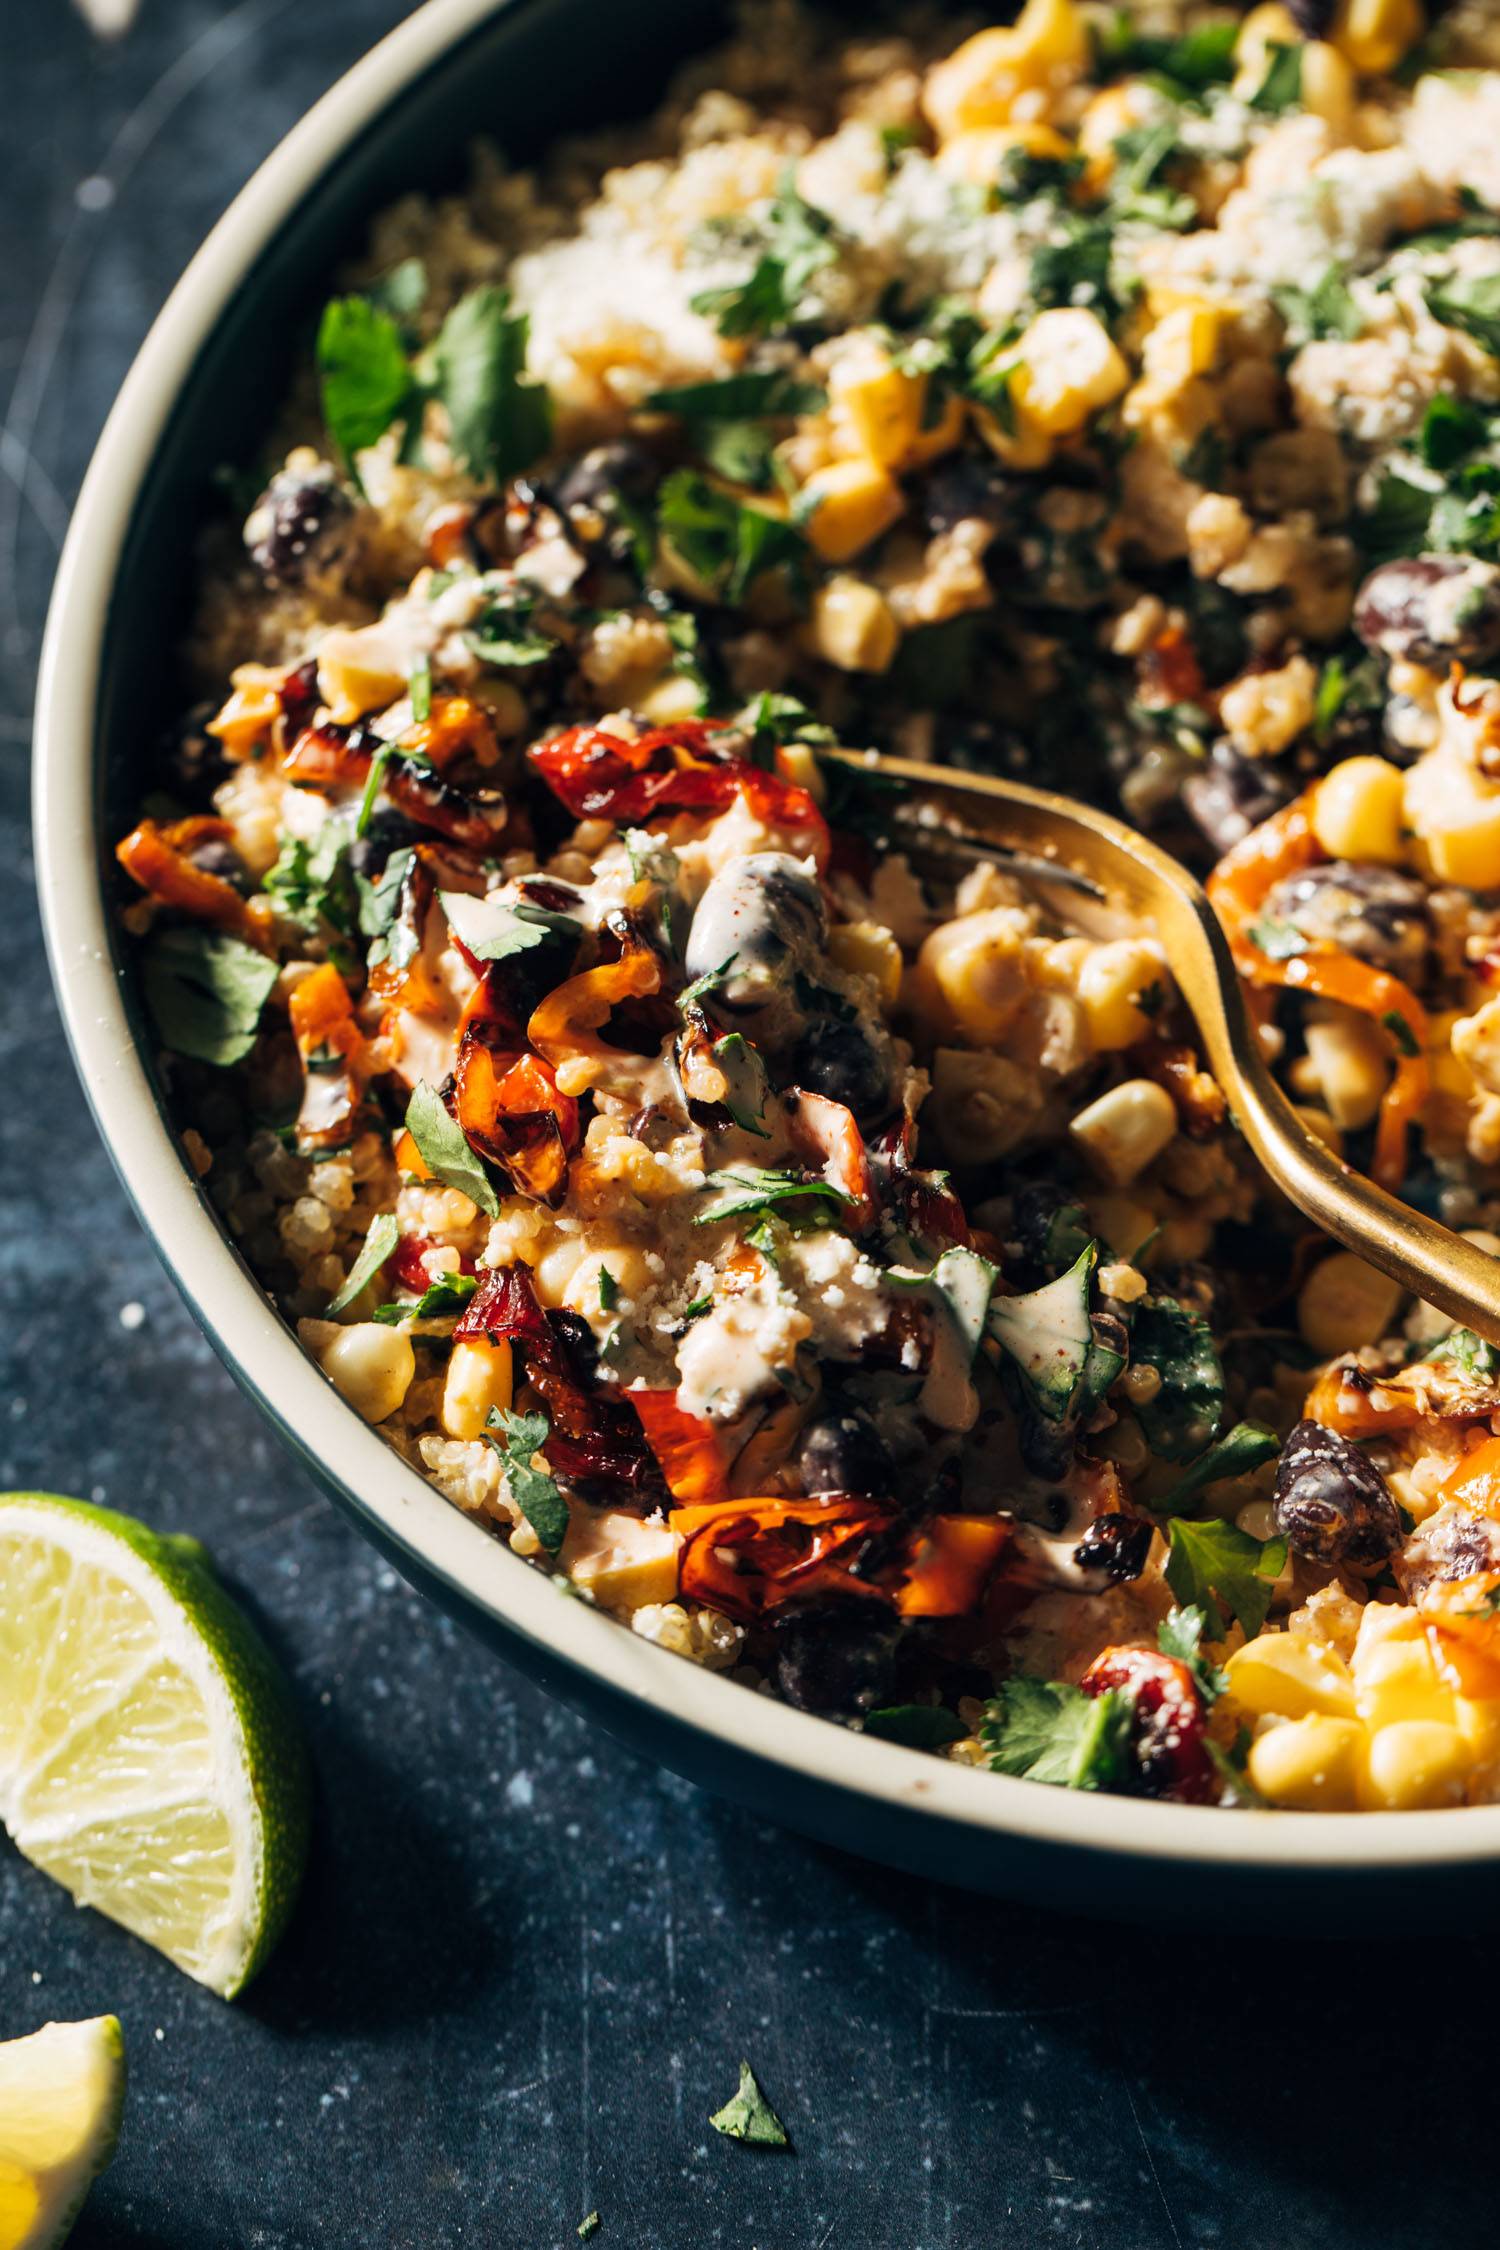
[1420, 390, 1492, 471]
[1247, 41, 1303, 113]
[645, 370, 826, 419]
[316, 295, 414, 478]
[1427, 271, 1500, 361]
[694, 1166, 847, 1225]
[863, 1705, 968, 1749]
[140, 927, 279, 1068]
[263, 818, 356, 936]
[708, 2061, 790, 2148]
[438, 893, 576, 963]
[1382, 1008, 1421, 1057]
[1247, 915, 1308, 961]
[678, 953, 739, 1013]
[484, 1406, 569, 1554]
[1420, 1325, 1500, 1380]
[1156, 1604, 1228, 1703]
[365, 256, 427, 323]
[1156, 1420, 1281, 1515]
[597, 1264, 620, 1312]
[1163, 1512, 1286, 1638]
[1093, 14, 1238, 96]
[467, 585, 555, 667]
[371, 1271, 479, 1325]
[1356, 468, 1439, 564]
[425, 284, 551, 483]
[1273, 266, 1362, 346]
[355, 844, 415, 950]
[981, 1677, 1129, 1790]
[690, 185, 840, 338]
[656, 469, 806, 600]
[402, 1081, 500, 1217]
[324, 1212, 400, 1317]
[741, 691, 836, 766]
[408, 653, 432, 723]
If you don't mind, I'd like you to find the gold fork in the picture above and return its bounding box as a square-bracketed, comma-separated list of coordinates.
[841, 752, 1500, 1347]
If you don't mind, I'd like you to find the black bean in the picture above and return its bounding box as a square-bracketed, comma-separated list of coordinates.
[1287, 0, 1334, 30]
[1182, 738, 1293, 856]
[1353, 555, 1500, 671]
[771, 1598, 899, 1717]
[918, 456, 1010, 536]
[683, 852, 826, 1006]
[796, 1409, 896, 1500]
[555, 442, 656, 516]
[1073, 1514, 1152, 1582]
[244, 462, 351, 584]
[346, 810, 419, 878]
[1273, 1419, 1403, 1570]
[186, 836, 250, 893]
[789, 1016, 892, 1120]
[1263, 861, 1429, 977]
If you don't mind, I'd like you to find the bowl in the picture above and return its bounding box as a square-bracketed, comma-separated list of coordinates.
[34, 0, 1500, 1917]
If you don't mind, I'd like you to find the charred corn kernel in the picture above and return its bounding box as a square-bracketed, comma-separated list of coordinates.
[1075, 941, 1167, 1052]
[316, 626, 407, 724]
[806, 575, 901, 672]
[972, 397, 1053, 471]
[1310, 756, 1408, 865]
[531, 1236, 587, 1309]
[1078, 83, 1152, 162]
[1069, 1079, 1177, 1186]
[319, 1322, 415, 1424]
[1352, 1603, 1455, 1729]
[829, 337, 928, 468]
[560, 1509, 681, 1613]
[1302, 1016, 1389, 1132]
[638, 673, 709, 725]
[1295, 1105, 1345, 1156]
[916, 909, 1031, 1043]
[829, 920, 904, 1007]
[1224, 1635, 1358, 1721]
[1248, 1715, 1365, 1810]
[207, 664, 284, 757]
[1297, 1249, 1404, 1357]
[440, 1335, 514, 1441]
[774, 742, 826, 802]
[563, 1244, 653, 1318]
[1090, 1194, 1158, 1259]
[936, 121, 1072, 184]
[1331, 0, 1425, 75]
[901, 386, 968, 469]
[800, 457, 905, 563]
[1009, 309, 1129, 438]
[1300, 39, 1356, 132]
[1359, 1719, 1469, 1809]
[1141, 304, 1224, 390]
[1451, 998, 1500, 1098]
[921, 0, 1087, 140]
[1404, 749, 1500, 888]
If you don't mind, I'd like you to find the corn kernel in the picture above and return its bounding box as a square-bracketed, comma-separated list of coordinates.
[1300, 39, 1356, 132]
[921, 0, 1087, 141]
[829, 337, 929, 469]
[441, 1335, 514, 1442]
[1404, 748, 1500, 888]
[563, 1243, 654, 1319]
[829, 920, 904, 1008]
[1303, 1016, 1389, 1132]
[532, 1237, 587, 1309]
[901, 387, 968, 470]
[1069, 1079, 1177, 1186]
[1010, 309, 1129, 439]
[1248, 1715, 1365, 1810]
[1331, 0, 1425, 75]
[1310, 756, 1408, 865]
[1297, 1250, 1404, 1357]
[971, 398, 1053, 471]
[638, 673, 709, 726]
[559, 1509, 681, 1614]
[936, 122, 1072, 185]
[1353, 1614, 1455, 1732]
[1225, 1635, 1358, 1721]
[1451, 998, 1500, 1098]
[1076, 941, 1167, 1052]
[1078, 83, 1151, 163]
[801, 458, 906, 563]
[1359, 1719, 1469, 1809]
[319, 1322, 415, 1424]
[806, 575, 901, 672]
[915, 908, 1031, 1043]
[316, 626, 408, 725]
[1089, 1194, 1158, 1259]
[1141, 304, 1225, 390]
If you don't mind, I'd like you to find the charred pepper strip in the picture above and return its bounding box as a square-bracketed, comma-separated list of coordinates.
[116, 817, 268, 946]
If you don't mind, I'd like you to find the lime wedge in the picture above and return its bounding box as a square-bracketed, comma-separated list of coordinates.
[0, 2016, 125, 2250]
[0, 1494, 310, 1998]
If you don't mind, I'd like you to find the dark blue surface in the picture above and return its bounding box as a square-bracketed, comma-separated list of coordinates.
[0, 6, 1491, 2243]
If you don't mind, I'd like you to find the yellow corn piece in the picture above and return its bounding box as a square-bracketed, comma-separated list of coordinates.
[922, 0, 1087, 141]
[805, 576, 901, 673]
[559, 1509, 680, 1614]
[1225, 1635, 1358, 1722]
[441, 1336, 514, 1442]
[1331, 0, 1425, 75]
[1310, 756, 1408, 865]
[1358, 1719, 1470, 1809]
[829, 921, 904, 1008]
[1352, 1604, 1456, 1730]
[800, 457, 905, 563]
[937, 121, 1073, 185]
[1248, 1716, 1365, 1809]
[1009, 309, 1129, 438]
[1405, 748, 1500, 889]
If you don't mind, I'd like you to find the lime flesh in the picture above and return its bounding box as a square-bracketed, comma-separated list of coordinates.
[0, 2016, 126, 2250]
[0, 1494, 310, 1997]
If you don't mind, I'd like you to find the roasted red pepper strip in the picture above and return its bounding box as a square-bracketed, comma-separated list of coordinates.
[284, 723, 506, 852]
[288, 962, 364, 1148]
[390, 1234, 476, 1294]
[116, 817, 267, 945]
[670, 1495, 892, 1624]
[1208, 796, 1430, 1192]
[456, 1266, 660, 1490]
[1079, 1644, 1215, 1804]
[783, 1089, 875, 1230]
[454, 1041, 579, 1205]
[867, 1110, 969, 1249]
[631, 1391, 731, 1504]
[529, 724, 830, 870]
[527, 930, 664, 1098]
[896, 1515, 1013, 1618]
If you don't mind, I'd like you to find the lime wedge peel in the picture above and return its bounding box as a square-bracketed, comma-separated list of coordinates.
[0, 1493, 311, 1999]
[0, 2015, 126, 2250]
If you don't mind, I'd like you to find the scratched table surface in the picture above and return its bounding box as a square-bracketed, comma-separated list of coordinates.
[0, 4, 1490, 2245]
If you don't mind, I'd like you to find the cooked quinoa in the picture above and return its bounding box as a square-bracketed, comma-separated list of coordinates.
[117, 0, 1500, 1810]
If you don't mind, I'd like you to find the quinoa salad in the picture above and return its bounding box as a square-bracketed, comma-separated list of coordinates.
[115, 0, 1500, 1811]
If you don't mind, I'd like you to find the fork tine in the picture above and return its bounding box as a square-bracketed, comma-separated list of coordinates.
[887, 806, 1108, 900]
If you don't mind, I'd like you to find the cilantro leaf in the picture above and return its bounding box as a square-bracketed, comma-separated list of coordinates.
[981, 1678, 1129, 1790]
[1093, 15, 1238, 95]
[438, 892, 576, 964]
[140, 927, 279, 1068]
[690, 187, 839, 338]
[402, 1081, 500, 1217]
[1420, 390, 1492, 471]
[1156, 1604, 1228, 1702]
[1130, 1296, 1223, 1462]
[1247, 915, 1308, 961]
[426, 285, 552, 483]
[1420, 1325, 1500, 1380]
[316, 295, 414, 472]
[708, 2061, 790, 2148]
[325, 1212, 400, 1316]
[1164, 1513, 1287, 1637]
[656, 469, 806, 600]
[1157, 1420, 1281, 1514]
[263, 818, 356, 936]
[366, 256, 427, 323]
[484, 1406, 569, 1554]
[863, 1705, 968, 1748]
[694, 1166, 847, 1225]
[887, 1247, 999, 1370]
[371, 1271, 479, 1325]
[1427, 272, 1500, 361]
[1248, 41, 1302, 112]
[1356, 469, 1438, 563]
[1274, 266, 1362, 346]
